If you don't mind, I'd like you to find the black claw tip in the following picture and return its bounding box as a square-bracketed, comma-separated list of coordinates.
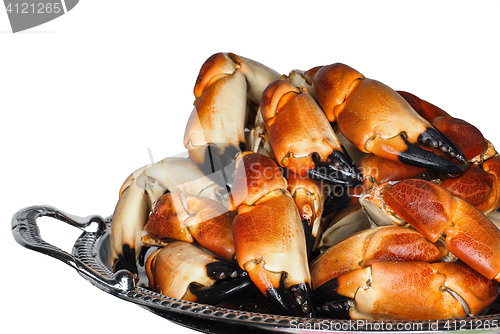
[114, 244, 138, 274]
[313, 278, 351, 319]
[188, 276, 253, 305]
[322, 188, 355, 216]
[195, 143, 242, 191]
[308, 149, 362, 187]
[206, 257, 248, 281]
[301, 218, 316, 260]
[187, 257, 252, 305]
[401, 135, 466, 174]
[265, 274, 315, 318]
[419, 127, 466, 163]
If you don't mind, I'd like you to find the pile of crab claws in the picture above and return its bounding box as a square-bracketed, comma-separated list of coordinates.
[307, 150, 363, 187]
[109, 53, 500, 319]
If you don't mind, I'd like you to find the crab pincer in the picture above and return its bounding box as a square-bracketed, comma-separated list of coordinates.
[361, 178, 500, 283]
[310, 226, 498, 320]
[260, 79, 361, 187]
[145, 241, 251, 304]
[228, 152, 315, 317]
[312, 63, 467, 174]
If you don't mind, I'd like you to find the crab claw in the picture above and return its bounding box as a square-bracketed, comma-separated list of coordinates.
[442, 156, 500, 215]
[311, 226, 497, 320]
[312, 63, 466, 174]
[145, 241, 251, 304]
[398, 90, 496, 163]
[361, 178, 500, 282]
[184, 52, 280, 176]
[313, 261, 498, 320]
[260, 79, 361, 187]
[109, 157, 228, 274]
[229, 152, 315, 317]
[143, 192, 236, 260]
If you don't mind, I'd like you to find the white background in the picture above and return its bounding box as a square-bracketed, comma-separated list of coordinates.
[2, 1, 500, 333]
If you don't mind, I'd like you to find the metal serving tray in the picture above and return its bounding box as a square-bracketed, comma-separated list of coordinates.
[11, 206, 500, 334]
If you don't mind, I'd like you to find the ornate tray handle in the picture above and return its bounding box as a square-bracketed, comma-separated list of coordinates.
[11, 206, 135, 293]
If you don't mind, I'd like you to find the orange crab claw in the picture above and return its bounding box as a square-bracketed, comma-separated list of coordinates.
[311, 225, 497, 320]
[362, 179, 500, 282]
[398, 91, 492, 162]
[314, 261, 498, 320]
[109, 157, 228, 274]
[312, 63, 466, 174]
[310, 226, 447, 290]
[143, 192, 236, 260]
[323, 153, 427, 215]
[229, 152, 315, 317]
[260, 79, 361, 187]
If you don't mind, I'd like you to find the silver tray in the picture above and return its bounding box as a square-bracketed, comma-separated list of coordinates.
[11, 205, 500, 333]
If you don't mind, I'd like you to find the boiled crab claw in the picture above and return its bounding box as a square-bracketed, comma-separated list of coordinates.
[260, 79, 361, 187]
[311, 226, 448, 291]
[314, 261, 498, 320]
[109, 157, 228, 274]
[311, 226, 498, 320]
[184, 52, 280, 178]
[143, 192, 236, 260]
[312, 63, 466, 174]
[397, 90, 496, 163]
[145, 241, 251, 304]
[228, 152, 315, 317]
[361, 178, 500, 283]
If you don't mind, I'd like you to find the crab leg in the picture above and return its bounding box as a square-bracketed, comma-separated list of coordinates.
[228, 152, 314, 317]
[109, 157, 228, 273]
[312, 63, 466, 174]
[260, 79, 361, 187]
